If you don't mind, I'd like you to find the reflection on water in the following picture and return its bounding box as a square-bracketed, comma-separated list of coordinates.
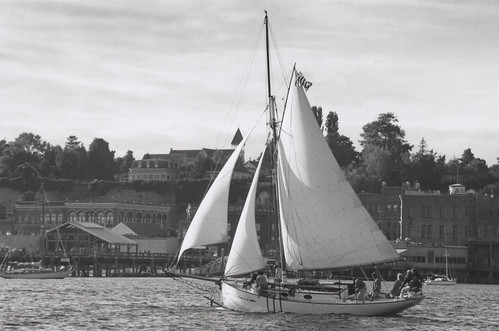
[1, 278, 498, 330]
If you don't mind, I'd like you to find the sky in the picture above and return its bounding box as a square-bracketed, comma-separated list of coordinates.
[1, 0, 498, 165]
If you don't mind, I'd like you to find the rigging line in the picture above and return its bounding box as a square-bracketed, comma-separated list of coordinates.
[42, 190, 70, 261]
[213, 21, 265, 169]
[169, 108, 268, 270]
[173, 276, 216, 294]
[268, 22, 289, 96]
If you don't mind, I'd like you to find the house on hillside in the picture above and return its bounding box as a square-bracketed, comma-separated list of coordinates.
[128, 156, 187, 182]
[128, 129, 251, 181]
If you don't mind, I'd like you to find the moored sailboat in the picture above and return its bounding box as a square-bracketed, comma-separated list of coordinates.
[425, 250, 457, 286]
[0, 185, 72, 280]
[176, 12, 423, 315]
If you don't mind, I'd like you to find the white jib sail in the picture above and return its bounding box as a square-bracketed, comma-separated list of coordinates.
[277, 70, 399, 270]
[224, 146, 267, 277]
[177, 135, 248, 262]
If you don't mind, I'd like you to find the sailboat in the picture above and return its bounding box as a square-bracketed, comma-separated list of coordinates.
[0, 185, 72, 279]
[175, 12, 423, 315]
[425, 250, 457, 286]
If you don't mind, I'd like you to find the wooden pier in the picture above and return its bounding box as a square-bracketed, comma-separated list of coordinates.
[0, 251, 216, 277]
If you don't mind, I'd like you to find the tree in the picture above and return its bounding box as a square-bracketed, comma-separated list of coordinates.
[0, 133, 49, 178]
[324, 111, 357, 168]
[357, 113, 412, 186]
[460, 148, 475, 166]
[0, 143, 40, 178]
[360, 113, 412, 155]
[56, 136, 87, 179]
[409, 138, 444, 190]
[311, 106, 323, 129]
[115, 150, 135, 174]
[13, 132, 48, 155]
[87, 138, 115, 180]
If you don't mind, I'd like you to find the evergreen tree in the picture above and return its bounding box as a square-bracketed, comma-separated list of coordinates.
[324, 111, 357, 168]
[87, 138, 115, 180]
[56, 136, 87, 179]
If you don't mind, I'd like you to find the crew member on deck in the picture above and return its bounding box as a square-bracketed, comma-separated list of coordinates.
[256, 271, 269, 296]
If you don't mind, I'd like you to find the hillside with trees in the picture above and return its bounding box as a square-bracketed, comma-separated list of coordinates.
[1, 111, 498, 208]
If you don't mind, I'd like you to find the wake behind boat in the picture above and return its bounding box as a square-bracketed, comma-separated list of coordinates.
[175, 12, 423, 315]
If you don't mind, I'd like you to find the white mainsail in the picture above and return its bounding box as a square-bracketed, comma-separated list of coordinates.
[177, 135, 248, 261]
[277, 71, 400, 271]
[224, 146, 267, 277]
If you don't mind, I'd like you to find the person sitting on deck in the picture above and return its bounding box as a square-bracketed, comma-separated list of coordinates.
[256, 271, 269, 296]
[409, 268, 423, 293]
[388, 273, 404, 298]
[274, 265, 282, 286]
[399, 269, 414, 297]
[354, 278, 367, 304]
[368, 272, 382, 301]
[400, 268, 423, 297]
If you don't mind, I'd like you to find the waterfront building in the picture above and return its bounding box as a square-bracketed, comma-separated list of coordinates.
[46, 222, 138, 255]
[359, 182, 498, 282]
[1, 200, 173, 252]
[112, 222, 179, 254]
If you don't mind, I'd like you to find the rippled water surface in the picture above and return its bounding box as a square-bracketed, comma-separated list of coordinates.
[1, 278, 498, 330]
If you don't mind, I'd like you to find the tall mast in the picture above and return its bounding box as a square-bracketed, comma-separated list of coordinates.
[264, 12, 283, 271]
[264, 11, 277, 140]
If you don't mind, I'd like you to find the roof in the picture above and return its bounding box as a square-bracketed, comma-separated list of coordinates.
[169, 149, 203, 159]
[117, 222, 166, 237]
[48, 222, 137, 245]
[231, 128, 243, 146]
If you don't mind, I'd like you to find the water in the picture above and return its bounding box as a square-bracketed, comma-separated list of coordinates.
[1, 277, 498, 330]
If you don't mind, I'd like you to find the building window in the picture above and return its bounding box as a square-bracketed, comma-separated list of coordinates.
[428, 225, 432, 239]
[439, 206, 445, 218]
[97, 212, 105, 225]
[422, 225, 426, 239]
[422, 206, 426, 218]
[428, 206, 432, 219]
[106, 212, 114, 226]
[488, 226, 494, 238]
[439, 225, 445, 239]
[478, 226, 484, 238]
[452, 225, 457, 239]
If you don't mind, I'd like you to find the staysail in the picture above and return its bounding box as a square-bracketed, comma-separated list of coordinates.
[177, 135, 248, 261]
[277, 70, 400, 270]
[224, 146, 267, 277]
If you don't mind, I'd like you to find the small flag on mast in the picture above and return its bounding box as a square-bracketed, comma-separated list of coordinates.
[295, 71, 313, 91]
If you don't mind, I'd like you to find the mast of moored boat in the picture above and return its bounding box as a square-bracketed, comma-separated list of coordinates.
[40, 185, 46, 263]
